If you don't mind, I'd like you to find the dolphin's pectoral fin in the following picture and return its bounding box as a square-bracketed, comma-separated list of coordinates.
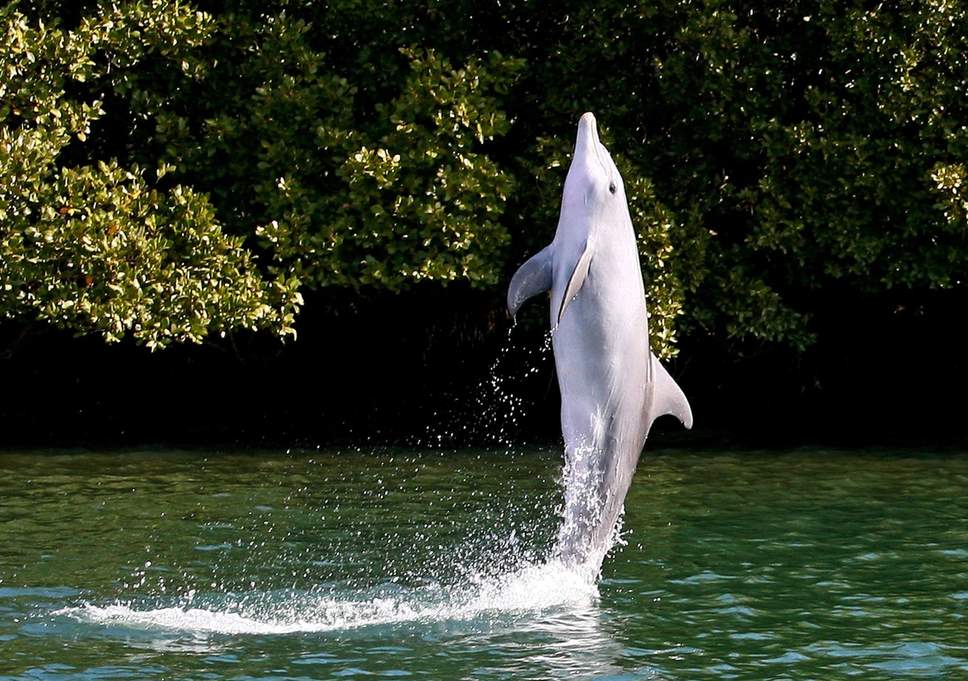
[646, 354, 694, 432]
[507, 245, 553, 319]
[557, 240, 593, 326]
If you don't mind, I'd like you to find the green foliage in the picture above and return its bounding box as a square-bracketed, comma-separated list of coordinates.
[119, 10, 523, 291]
[251, 44, 520, 289]
[4, 0, 968, 357]
[0, 2, 300, 348]
[740, 1, 968, 295]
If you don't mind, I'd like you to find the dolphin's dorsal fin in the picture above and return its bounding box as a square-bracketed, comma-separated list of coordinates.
[646, 353, 694, 432]
[557, 240, 592, 325]
[507, 245, 553, 319]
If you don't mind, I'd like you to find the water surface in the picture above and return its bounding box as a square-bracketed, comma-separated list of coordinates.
[1, 448, 967, 679]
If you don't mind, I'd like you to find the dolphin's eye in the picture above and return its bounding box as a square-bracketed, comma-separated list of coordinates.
[608, 182, 616, 194]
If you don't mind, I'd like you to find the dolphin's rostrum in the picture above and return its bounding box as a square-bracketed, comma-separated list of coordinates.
[508, 112, 693, 572]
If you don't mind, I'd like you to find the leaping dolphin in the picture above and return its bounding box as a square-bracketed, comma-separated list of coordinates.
[508, 112, 693, 571]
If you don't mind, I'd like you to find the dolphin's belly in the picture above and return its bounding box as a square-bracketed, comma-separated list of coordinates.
[551, 278, 650, 452]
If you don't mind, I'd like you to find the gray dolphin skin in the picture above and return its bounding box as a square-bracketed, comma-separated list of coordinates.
[507, 112, 693, 571]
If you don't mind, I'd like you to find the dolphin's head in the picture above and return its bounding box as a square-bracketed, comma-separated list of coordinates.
[561, 112, 626, 221]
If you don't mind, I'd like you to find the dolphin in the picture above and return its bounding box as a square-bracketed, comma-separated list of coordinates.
[507, 112, 693, 571]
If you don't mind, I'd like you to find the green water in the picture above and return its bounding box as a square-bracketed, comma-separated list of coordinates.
[1, 449, 966, 679]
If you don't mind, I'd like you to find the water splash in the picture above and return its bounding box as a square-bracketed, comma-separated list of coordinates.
[555, 444, 604, 570]
[413, 320, 625, 578]
[416, 325, 553, 451]
[57, 558, 598, 635]
[550, 437, 633, 580]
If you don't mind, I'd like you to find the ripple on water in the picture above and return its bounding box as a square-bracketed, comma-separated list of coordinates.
[802, 640, 968, 676]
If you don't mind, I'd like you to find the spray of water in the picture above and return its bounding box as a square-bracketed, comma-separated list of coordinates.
[57, 556, 598, 634]
[415, 324, 553, 452]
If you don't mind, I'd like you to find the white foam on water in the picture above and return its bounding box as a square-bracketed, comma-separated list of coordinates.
[56, 558, 598, 635]
[59, 599, 421, 635]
